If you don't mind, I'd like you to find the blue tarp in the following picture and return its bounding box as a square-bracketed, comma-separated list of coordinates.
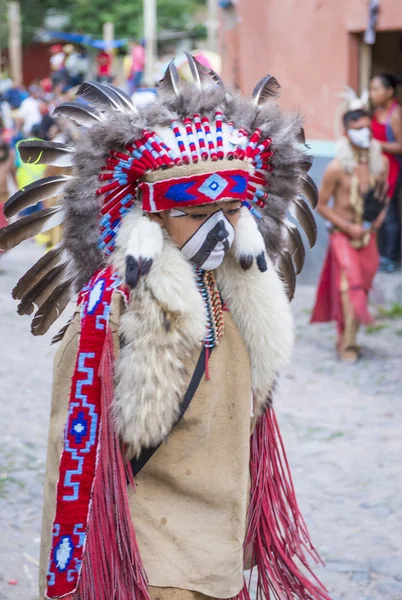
[45, 30, 128, 49]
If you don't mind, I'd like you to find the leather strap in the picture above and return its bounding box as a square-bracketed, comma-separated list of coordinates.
[130, 345, 212, 477]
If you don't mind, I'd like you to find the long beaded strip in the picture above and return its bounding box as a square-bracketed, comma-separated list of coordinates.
[195, 267, 224, 348]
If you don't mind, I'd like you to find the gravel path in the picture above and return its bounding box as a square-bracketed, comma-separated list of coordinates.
[0, 242, 401, 600]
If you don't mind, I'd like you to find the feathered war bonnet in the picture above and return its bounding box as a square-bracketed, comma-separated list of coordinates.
[0, 53, 317, 337]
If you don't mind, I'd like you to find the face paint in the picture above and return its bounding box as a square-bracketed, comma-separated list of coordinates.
[347, 127, 371, 149]
[179, 209, 235, 270]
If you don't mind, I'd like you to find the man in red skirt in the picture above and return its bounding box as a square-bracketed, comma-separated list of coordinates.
[311, 105, 389, 361]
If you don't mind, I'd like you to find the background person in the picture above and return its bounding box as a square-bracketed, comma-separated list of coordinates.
[370, 73, 402, 272]
[311, 105, 389, 361]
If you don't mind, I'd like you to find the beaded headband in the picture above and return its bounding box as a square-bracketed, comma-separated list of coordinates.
[96, 117, 273, 255]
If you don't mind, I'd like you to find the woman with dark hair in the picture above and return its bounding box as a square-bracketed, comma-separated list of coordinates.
[370, 73, 402, 272]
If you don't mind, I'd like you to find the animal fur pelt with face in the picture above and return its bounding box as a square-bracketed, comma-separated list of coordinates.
[65, 92, 306, 291]
[1, 60, 318, 338]
[111, 208, 293, 455]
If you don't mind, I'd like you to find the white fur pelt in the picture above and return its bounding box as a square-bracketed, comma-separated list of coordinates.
[336, 137, 384, 176]
[111, 209, 294, 453]
[215, 251, 294, 415]
[112, 210, 206, 456]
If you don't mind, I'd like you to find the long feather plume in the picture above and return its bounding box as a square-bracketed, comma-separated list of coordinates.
[53, 102, 104, 127]
[102, 83, 138, 112]
[158, 59, 182, 97]
[252, 75, 281, 105]
[300, 174, 319, 209]
[77, 81, 124, 111]
[31, 275, 77, 336]
[277, 251, 296, 301]
[12, 245, 64, 300]
[4, 175, 71, 219]
[17, 261, 71, 316]
[18, 141, 75, 168]
[184, 51, 223, 88]
[0, 207, 62, 251]
[289, 197, 317, 248]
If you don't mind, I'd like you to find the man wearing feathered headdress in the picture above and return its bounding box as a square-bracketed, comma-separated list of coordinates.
[0, 55, 330, 600]
[311, 90, 389, 362]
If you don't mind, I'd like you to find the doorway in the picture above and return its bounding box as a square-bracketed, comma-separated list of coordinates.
[358, 30, 402, 101]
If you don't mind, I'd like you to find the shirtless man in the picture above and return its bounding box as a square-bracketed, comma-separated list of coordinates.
[311, 108, 389, 361]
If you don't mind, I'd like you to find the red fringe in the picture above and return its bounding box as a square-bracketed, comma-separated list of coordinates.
[235, 406, 331, 600]
[75, 329, 151, 600]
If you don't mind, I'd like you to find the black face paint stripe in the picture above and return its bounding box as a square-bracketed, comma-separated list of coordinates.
[179, 209, 234, 249]
[190, 220, 230, 266]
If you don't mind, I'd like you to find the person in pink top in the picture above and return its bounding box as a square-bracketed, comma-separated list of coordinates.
[129, 40, 146, 94]
[370, 73, 402, 271]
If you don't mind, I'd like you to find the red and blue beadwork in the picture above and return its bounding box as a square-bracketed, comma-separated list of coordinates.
[46, 268, 128, 599]
[139, 169, 250, 212]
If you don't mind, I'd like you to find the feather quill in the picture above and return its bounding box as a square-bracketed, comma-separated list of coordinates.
[0, 207, 62, 251]
[277, 251, 296, 301]
[77, 81, 124, 111]
[285, 234, 304, 275]
[102, 83, 138, 112]
[282, 218, 305, 276]
[300, 154, 313, 172]
[296, 128, 306, 145]
[252, 75, 281, 105]
[12, 245, 64, 300]
[17, 261, 71, 316]
[4, 175, 71, 219]
[31, 275, 77, 336]
[283, 218, 306, 260]
[184, 51, 223, 88]
[300, 174, 318, 209]
[51, 317, 73, 345]
[289, 197, 317, 248]
[158, 59, 182, 96]
[18, 141, 75, 168]
[185, 52, 203, 89]
[53, 102, 104, 126]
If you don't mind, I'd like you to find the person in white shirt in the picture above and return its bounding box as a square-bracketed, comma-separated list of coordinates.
[19, 86, 42, 136]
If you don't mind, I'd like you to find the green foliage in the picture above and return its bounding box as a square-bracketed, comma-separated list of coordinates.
[0, 0, 64, 46]
[377, 303, 402, 320]
[0, 0, 206, 45]
[365, 323, 389, 335]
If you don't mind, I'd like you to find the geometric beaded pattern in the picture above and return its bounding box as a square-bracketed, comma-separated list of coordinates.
[46, 267, 129, 598]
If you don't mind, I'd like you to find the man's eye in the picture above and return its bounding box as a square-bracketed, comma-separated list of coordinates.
[225, 207, 241, 216]
[190, 213, 208, 220]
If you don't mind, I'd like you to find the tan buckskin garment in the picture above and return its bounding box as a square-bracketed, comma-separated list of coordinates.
[40, 293, 252, 599]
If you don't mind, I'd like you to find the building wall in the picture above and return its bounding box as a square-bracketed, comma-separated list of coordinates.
[221, 0, 402, 141]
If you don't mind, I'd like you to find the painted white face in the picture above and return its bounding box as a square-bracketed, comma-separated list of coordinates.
[347, 127, 371, 149]
[174, 209, 235, 270]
